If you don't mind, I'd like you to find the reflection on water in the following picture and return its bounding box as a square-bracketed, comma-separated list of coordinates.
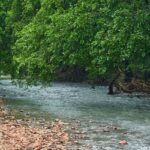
[0, 80, 150, 150]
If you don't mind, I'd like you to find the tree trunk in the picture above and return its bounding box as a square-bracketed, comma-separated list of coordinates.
[108, 73, 120, 95]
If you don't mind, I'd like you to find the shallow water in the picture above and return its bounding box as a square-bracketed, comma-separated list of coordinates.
[0, 80, 150, 150]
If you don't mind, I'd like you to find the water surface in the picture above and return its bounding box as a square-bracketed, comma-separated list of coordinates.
[0, 80, 150, 150]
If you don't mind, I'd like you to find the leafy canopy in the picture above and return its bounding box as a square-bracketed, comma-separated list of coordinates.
[1, 0, 150, 83]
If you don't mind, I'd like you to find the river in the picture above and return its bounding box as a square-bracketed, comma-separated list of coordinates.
[0, 80, 150, 150]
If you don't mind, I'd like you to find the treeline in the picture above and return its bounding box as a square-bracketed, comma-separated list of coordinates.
[0, 0, 150, 92]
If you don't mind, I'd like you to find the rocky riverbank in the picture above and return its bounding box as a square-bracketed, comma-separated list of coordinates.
[0, 98, 70, 150]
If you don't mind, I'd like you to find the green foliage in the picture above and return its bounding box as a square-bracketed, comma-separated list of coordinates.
[1, 0, 150, 83]
[90, 0, 150, 77]
[0, 0, 41, 76]
[0, 0, 12, 74]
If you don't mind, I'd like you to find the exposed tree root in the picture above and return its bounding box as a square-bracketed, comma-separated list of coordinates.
[117, 79, 150, 94]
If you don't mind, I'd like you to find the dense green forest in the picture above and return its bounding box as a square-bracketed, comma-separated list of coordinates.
[0, 0, 150, 93]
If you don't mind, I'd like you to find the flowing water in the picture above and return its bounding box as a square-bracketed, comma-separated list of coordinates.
[0, 80, 150, 150]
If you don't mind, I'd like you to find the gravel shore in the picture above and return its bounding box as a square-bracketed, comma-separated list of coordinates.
[0, 98, 70, 150]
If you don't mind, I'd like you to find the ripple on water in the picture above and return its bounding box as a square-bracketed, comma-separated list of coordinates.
[0, 80, 150, 150]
